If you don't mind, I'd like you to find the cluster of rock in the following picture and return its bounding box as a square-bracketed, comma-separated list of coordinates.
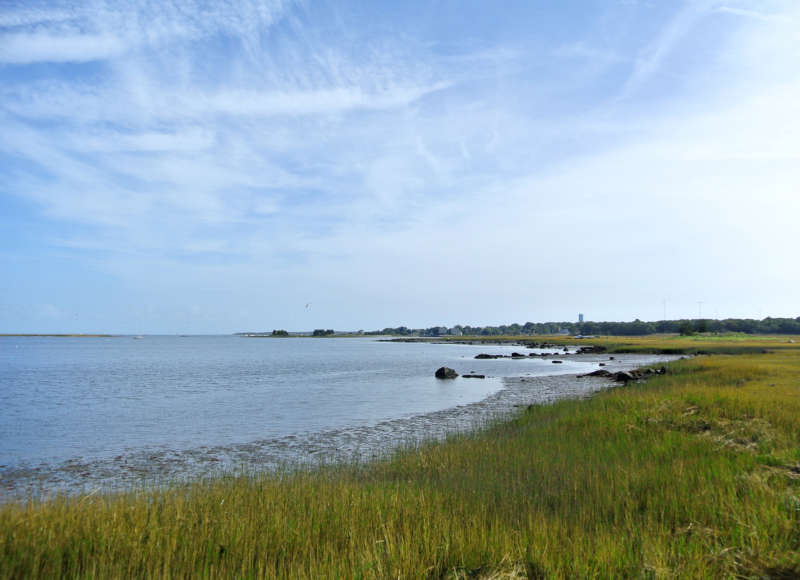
[472, 344, 611, 361]
[475, 350, 566, 359]
[573, 345, 608, 354]
[518, 342, 606, 354]
[434, 367, 486, 379]
[580, 366, 667, 383]
[521, 342, 562, 349]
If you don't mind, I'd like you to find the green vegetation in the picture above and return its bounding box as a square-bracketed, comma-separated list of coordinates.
[271, 329, 289, 337]
[372, 316, 800, 337]
[3, 335, 800, 577]
[526, 333, 800, 356]
[312, 328, 335, 336]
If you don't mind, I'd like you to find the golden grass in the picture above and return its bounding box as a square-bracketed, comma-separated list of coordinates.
[2, 335, 800, 578]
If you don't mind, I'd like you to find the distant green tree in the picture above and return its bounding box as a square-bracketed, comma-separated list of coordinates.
[271, 329, 289, 337]
[364, 316, 800, 337]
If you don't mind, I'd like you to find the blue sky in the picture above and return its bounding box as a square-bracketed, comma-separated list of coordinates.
[1, 0, 799, 333]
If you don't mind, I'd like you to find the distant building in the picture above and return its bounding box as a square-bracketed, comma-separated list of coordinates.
[578, 313, 584, 323]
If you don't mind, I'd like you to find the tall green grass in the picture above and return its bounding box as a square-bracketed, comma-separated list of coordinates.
[2, 337, 800, 577]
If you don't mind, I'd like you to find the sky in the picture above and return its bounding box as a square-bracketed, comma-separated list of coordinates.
[1, 0, 799, 334]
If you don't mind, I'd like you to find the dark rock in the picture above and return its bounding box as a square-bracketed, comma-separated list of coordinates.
[435, 367, 458, 379]
[576, 345, 607, 354]
[511, 352, 526, 358]
[462, 374, 486, 379]
[551, 360, 563, 364]
[613, 371, 635, 382]
[609, 356, 615, 360]
[598, 363, 606, 366]
[475, 353, 503, 359]
[582, 369, 612, 377]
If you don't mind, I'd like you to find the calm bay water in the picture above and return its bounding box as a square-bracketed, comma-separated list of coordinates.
[0, 336, 594, 471]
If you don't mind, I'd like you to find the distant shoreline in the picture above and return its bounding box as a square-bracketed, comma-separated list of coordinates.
[0, 334, 114, 338]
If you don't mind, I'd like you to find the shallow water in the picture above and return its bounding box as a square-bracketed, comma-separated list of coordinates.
[0, 336, 675, 498]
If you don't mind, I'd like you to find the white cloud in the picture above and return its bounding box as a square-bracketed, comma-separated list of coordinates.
[714, 4, 790, 22]
[2, 0, 800, 330]
[620, 0, 714, 99]
[0, 32, 127, 63]
[189, 83, 450, 118]
[0, 0, 292, 70]
[74, 129, 216, 153]
[0, 8, 77, 29]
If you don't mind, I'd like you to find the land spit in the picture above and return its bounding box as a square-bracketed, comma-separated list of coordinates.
[0, 352, 678, 502]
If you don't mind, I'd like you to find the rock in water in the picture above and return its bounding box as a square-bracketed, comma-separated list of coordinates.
[462, 374, 486, 379]
[435, 367, 459, 379]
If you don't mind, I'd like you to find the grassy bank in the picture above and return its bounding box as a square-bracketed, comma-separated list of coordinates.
[2, 336, 800, 577]
[533, 333, 800, 356]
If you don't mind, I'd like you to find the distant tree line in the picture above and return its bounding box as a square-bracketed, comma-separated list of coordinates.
[365, 317, 800, 337]
[312, 329, 335, 336]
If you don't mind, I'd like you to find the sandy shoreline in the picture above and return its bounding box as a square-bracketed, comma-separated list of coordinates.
[0, 352, 679, 502]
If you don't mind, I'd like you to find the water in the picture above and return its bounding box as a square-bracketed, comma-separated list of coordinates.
[0, 336, 675, 497]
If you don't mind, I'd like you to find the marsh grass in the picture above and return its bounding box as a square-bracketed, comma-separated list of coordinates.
[2, 336, 800, 578]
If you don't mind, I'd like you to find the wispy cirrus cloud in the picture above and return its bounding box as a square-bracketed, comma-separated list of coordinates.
[2, 0, 800, 332]
[0, 6, 77, 28]
[0, 0, 291, 63]
[714, 3, 793, 22]
[0, 32, 126, 64]
[619, 0, 714, 99]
